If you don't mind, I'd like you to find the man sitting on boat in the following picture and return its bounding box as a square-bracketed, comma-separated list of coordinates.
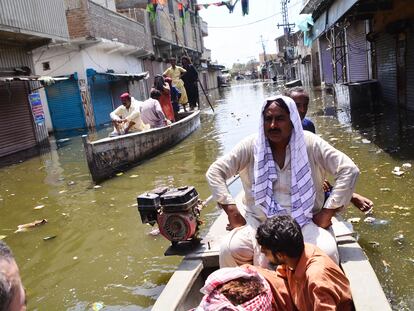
[285, 86, 374, 214]
[110, 92, 149, 136]
[255, 215, 353, 310]
[206, 95, 360, 267]
[140, 89, 171, 128]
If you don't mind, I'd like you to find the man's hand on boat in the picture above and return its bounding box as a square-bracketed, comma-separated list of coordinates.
[219, 203, 247, 231]
[312, 208, 337, 229]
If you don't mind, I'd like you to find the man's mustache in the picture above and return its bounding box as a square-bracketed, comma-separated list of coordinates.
[268, 128, 281, 133]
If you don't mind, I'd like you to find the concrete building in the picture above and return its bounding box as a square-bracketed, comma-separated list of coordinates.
[300, 0, 414, 111]
[32, 0, 152, 132]
[0, 0, 69, 158]
[115, 0, 207, 92]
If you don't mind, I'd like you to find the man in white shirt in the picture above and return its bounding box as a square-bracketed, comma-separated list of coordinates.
[206, 95, 360, 267]
[109, 92, 149, 136]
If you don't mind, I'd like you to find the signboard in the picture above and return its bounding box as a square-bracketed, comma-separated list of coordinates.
[28, 92, 45, 124]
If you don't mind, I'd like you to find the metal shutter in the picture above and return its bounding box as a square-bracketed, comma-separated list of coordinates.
[45, 79, 86, 130]
[110, 80, 129, 109]
[319, 36, 334, 84]
[376, 33, 397, 105]
[407, 28, 414, 111]
[0, 81, 36, 157]
[347, 21, 369, 82]
[89, 75, 113, 126]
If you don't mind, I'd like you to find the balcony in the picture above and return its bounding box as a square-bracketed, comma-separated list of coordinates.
[0, 0, 69, 47]
[66, 0, 152, 53]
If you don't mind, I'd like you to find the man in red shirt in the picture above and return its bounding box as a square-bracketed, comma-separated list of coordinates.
[256, 215, 353, 311]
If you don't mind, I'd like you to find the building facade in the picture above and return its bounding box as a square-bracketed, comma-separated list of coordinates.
[0, 0, 69, 157]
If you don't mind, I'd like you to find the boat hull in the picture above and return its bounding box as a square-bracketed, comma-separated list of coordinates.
[152, 206, 392, 310]
[82, 111, 200, 183]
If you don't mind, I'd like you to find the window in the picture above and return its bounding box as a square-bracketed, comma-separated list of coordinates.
[42, 62, 50, 71]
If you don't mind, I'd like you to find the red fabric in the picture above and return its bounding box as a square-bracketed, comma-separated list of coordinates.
[120, 92, 130, 100]
[159, 88, 175, 121]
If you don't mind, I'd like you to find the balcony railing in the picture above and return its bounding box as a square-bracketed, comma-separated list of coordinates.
[66, 0, 152, 53]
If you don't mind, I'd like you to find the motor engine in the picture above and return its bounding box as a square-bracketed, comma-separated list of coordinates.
[137, 186, 201, 246]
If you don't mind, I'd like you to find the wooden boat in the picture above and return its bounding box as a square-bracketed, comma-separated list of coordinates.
[152, 194, 392, 311]
[285, 79, 303, 88]
[82, 110, 200, 183]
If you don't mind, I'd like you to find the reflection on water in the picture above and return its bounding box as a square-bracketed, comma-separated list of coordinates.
[0, 81, 412, 310]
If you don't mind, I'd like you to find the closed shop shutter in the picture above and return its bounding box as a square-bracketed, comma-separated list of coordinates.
[89, 75, 113, 126]
[406, 28, 414, 111]
[0, 81, 36, 157]
[319, 36, 334, 84]
[45, 79, 86, 131]
[376, 33, 397, 105]
[347, 21, 369, 82]
[144, 59, 155, 94]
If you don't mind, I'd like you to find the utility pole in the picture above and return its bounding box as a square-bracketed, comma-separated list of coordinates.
[260, 35, 269, 79]
[277, 0, 295, 81]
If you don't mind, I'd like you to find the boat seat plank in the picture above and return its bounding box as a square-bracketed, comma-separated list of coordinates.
[338, 242, 391, 311]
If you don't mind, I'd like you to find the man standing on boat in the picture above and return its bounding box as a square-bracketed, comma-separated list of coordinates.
[206, 95, 359, 267]
[163, 58, 189, 111]
[286, 87, 374, 214]
[110, 92, 149, 136]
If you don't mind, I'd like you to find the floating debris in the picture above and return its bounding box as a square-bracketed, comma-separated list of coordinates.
[402, 163, 412, 169]
[329, 137, 339, 142]
[116, 172, 124, 176]
[0, 235, 6, 240]
[92, 302, 104, 311]
[382, 260, 391, 272]
[379, 188, 391, 192]
[15, 219, 48, 233]
[58, 190, 67, 194]
[393, 233, 404, 245]
[73, 256, 78, 260]
[56, 138, 70, 143]
[391, 167, 404, 176]
[347, 217, 361, 224]
[361, 138, 371, 144]
[149, 228, 160, 236]
[130, 174, 139, 178]
[34, 205, 45, 210]
[93, 185, 102, 189]
[349, 146, 359, 149]
[363, 217, 389, 225]
[43, 235, 57, 241]
[67, 181, 76, 186]
[124, 275, 129, 279]
[368, 241, 380, 248]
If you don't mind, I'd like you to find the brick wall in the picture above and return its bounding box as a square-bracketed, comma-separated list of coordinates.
[65, 0, 91, 38]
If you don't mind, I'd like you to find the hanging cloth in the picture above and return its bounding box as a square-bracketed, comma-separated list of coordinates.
[241, 0, 249, 15]
[146, 0, 158, 22]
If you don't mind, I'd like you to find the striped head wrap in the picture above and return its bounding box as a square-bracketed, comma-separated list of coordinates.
[253, 95, 315, 227]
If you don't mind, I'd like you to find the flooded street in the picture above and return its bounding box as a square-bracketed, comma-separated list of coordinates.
[0, 81, 413, 310]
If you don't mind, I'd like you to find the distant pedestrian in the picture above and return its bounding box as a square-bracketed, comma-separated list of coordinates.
[109, 92, 149, 136]
[140, 89, 171, 128]
[163, 58, 188, 111]
[181, 56, 199, 110]
[0, 240, 26, 311]
[153, 75, 175, 122]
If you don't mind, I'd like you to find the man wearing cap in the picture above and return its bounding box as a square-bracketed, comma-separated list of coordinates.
[206, 95, 360, 268]
[110, 92, 149, 136]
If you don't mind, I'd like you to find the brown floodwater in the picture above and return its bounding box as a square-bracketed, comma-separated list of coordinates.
[0, 81, 412, 310]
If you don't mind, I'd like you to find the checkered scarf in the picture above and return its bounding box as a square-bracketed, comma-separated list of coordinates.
[253, 95, 315, 227]
[195, 266, 273, 311]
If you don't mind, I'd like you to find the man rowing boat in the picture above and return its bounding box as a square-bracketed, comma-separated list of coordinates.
[206, 95, 360, 267]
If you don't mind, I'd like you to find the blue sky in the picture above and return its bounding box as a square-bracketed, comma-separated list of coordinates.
[198, 0, 303, 67]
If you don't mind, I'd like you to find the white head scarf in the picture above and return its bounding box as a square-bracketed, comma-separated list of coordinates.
[253, 95, 315, 227]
